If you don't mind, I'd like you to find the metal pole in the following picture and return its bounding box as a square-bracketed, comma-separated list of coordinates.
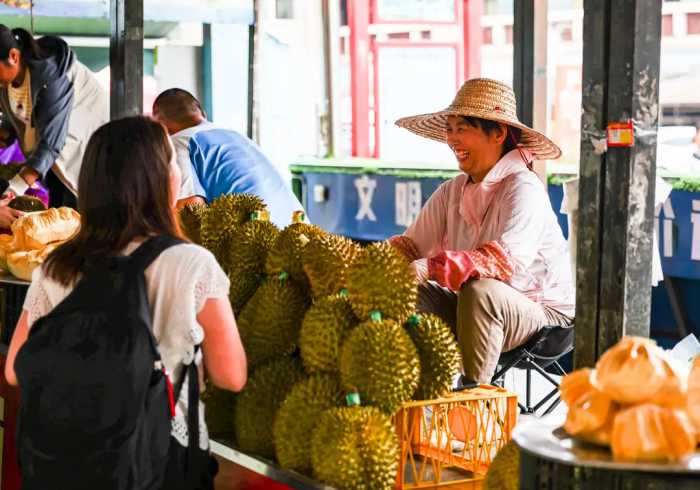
[513, 0, 534, 126]
[109, 0, 144, 119]
[348, 0, 371, 157]
[574, 0, 662, 367]
[202, 23, 214, 121]
[462, 0, 482, 80]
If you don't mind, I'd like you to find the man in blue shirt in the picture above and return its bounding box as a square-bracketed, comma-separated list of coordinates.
[152, 89, 304, 227]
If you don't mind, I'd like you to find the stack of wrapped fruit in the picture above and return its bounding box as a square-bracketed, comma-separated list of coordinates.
[0, 200, 80, 281]
[561, 336, 700, 462]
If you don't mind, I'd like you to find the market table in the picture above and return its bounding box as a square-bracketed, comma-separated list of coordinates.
[514, 414, 700, 489]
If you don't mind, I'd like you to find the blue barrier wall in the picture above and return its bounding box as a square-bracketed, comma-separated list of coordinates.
[294, 170, 700, 345]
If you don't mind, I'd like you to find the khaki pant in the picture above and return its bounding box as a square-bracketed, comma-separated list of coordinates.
[417, 279, 573, 384]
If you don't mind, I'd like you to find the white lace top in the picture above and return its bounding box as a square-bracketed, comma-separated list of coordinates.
[22, 242, 231, 450]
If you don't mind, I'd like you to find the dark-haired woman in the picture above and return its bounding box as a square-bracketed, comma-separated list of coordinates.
[5, 116, 247, 488]
[0, 26, 108, 208]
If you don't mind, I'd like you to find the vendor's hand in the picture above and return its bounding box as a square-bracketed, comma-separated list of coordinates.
[411, 258, 429, 284]
[0, 205, 23, 228]
[0, 191, 16, 206]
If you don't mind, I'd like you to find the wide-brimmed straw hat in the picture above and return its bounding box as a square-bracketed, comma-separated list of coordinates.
[395, 78, 561, 160]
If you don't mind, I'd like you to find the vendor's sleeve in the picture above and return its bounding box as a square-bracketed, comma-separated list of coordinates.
[389, 181, 449, 260]
[24, 78, 74, 178]
[428, 241, 514, 290]
[173, 135, 205, 200]
[495, 180, 547, 272]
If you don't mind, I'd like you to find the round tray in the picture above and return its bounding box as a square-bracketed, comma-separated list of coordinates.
[513, 414, 700, 489]
[513, 414, 700, 473]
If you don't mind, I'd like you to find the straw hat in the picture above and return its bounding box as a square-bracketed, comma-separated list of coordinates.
[395, 78, 561, 160]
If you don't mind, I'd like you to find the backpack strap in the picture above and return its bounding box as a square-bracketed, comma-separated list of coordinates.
[128, 235, 186, 271]
[174, 346, 202, 486]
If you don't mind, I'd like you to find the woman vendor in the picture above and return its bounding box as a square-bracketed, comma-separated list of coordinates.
[389, 78, 575, 385]
[0, 26, 109, 208]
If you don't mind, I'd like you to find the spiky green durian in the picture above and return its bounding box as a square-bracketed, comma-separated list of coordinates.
[273, 374, 345, 474]
[200, 194, 267, 268]
[236, 275, 310, 368]
[485, 441, 520, 490]
[227, 219, 280, 312]
[234, 356, 305, 459]
[405, 314, 462, 400]
[201, 381, 236, 443]
[311, 406, 399, 490]
[302, 233, 361, 299]
[346, 241, 417, 321]
[300, 294, 358, 374]
[8, 195, 46, 212]
[339, 318, 420, 414]
[178, 203, 208, 245]
[265, 222, 324, 290]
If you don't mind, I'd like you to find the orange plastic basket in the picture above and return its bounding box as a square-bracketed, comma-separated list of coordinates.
[394, 385, 518, 489]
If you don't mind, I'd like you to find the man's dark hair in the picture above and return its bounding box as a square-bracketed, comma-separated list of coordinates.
[458, 116, 522, 156]
[152, 88, 207, 124]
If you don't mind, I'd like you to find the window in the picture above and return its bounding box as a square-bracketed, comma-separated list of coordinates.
[688, 13, 700, 35]
[662, 14, 674, 37]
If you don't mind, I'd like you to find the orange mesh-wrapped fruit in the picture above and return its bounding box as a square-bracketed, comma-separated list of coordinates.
[563, 386, 616, 446]
[688, 357, 700, 433]
[560, 368, 593, 407]
[611, 404, 696, 462]
[594, 336, 683, 406]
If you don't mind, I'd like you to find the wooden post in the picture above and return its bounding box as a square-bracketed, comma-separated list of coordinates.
[109, 0, 144, 119]
[574, 0, 662, 367]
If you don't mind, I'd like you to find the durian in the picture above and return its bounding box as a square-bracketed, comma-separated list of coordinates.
[346, 241, 417, 321]
[340, 318, 420, 414]
[201, 381, 236, 443]
[266, 222, 324, 290]
[178, 203, 208, 245]
[9, 195, 46, 212]
[302, 233, 360, 299]
[485, 441, 520, 490]
[311, 406, 399, 490]
[300, 294, 357, 374]
[234, 356, 305, 459]
[201, 194, 266, 268]
[227, 219, 279, 312]
[273, 374, 345, 474]
[237, 275, 310, 368]
[405, 314, 462, 400]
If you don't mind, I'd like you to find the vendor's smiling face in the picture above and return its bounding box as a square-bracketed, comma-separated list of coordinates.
[445, 116, 507, 182]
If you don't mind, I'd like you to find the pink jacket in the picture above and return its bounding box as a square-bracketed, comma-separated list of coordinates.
[391, 149, 575, 317]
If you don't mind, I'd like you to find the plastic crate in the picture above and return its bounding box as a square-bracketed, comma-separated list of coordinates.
[394, 385, 518, 489]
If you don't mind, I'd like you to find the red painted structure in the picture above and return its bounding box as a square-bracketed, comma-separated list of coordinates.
[348, 0, 482, 158]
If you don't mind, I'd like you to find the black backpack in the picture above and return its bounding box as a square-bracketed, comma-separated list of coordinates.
[14, 235, 195, 490]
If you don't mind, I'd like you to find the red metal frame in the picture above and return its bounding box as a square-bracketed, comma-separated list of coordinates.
[371, 41, 461, 158]
[371, 0, 460, 25]
[348, 0, 372, 157]
[463, 0, 483, 79]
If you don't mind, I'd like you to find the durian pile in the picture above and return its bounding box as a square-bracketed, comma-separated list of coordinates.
[179, 195, 463, 490]
[561, 336, 700, 463]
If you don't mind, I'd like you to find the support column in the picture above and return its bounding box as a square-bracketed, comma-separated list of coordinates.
[462, 0, 482, 80]
[110, 0, 144, 119]
[348, 0, 371, 157]
[513, 0, 534, 126]
[574, 0, 662, 367]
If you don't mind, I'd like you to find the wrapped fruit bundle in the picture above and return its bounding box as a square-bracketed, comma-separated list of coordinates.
[560, 336, 697, 463]
[0, 207, 80, 280]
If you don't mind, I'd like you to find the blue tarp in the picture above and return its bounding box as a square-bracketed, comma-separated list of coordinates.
[0, 0, 254, 24]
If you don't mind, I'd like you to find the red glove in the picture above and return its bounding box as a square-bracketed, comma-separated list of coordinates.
[428, 251, 477, 291]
